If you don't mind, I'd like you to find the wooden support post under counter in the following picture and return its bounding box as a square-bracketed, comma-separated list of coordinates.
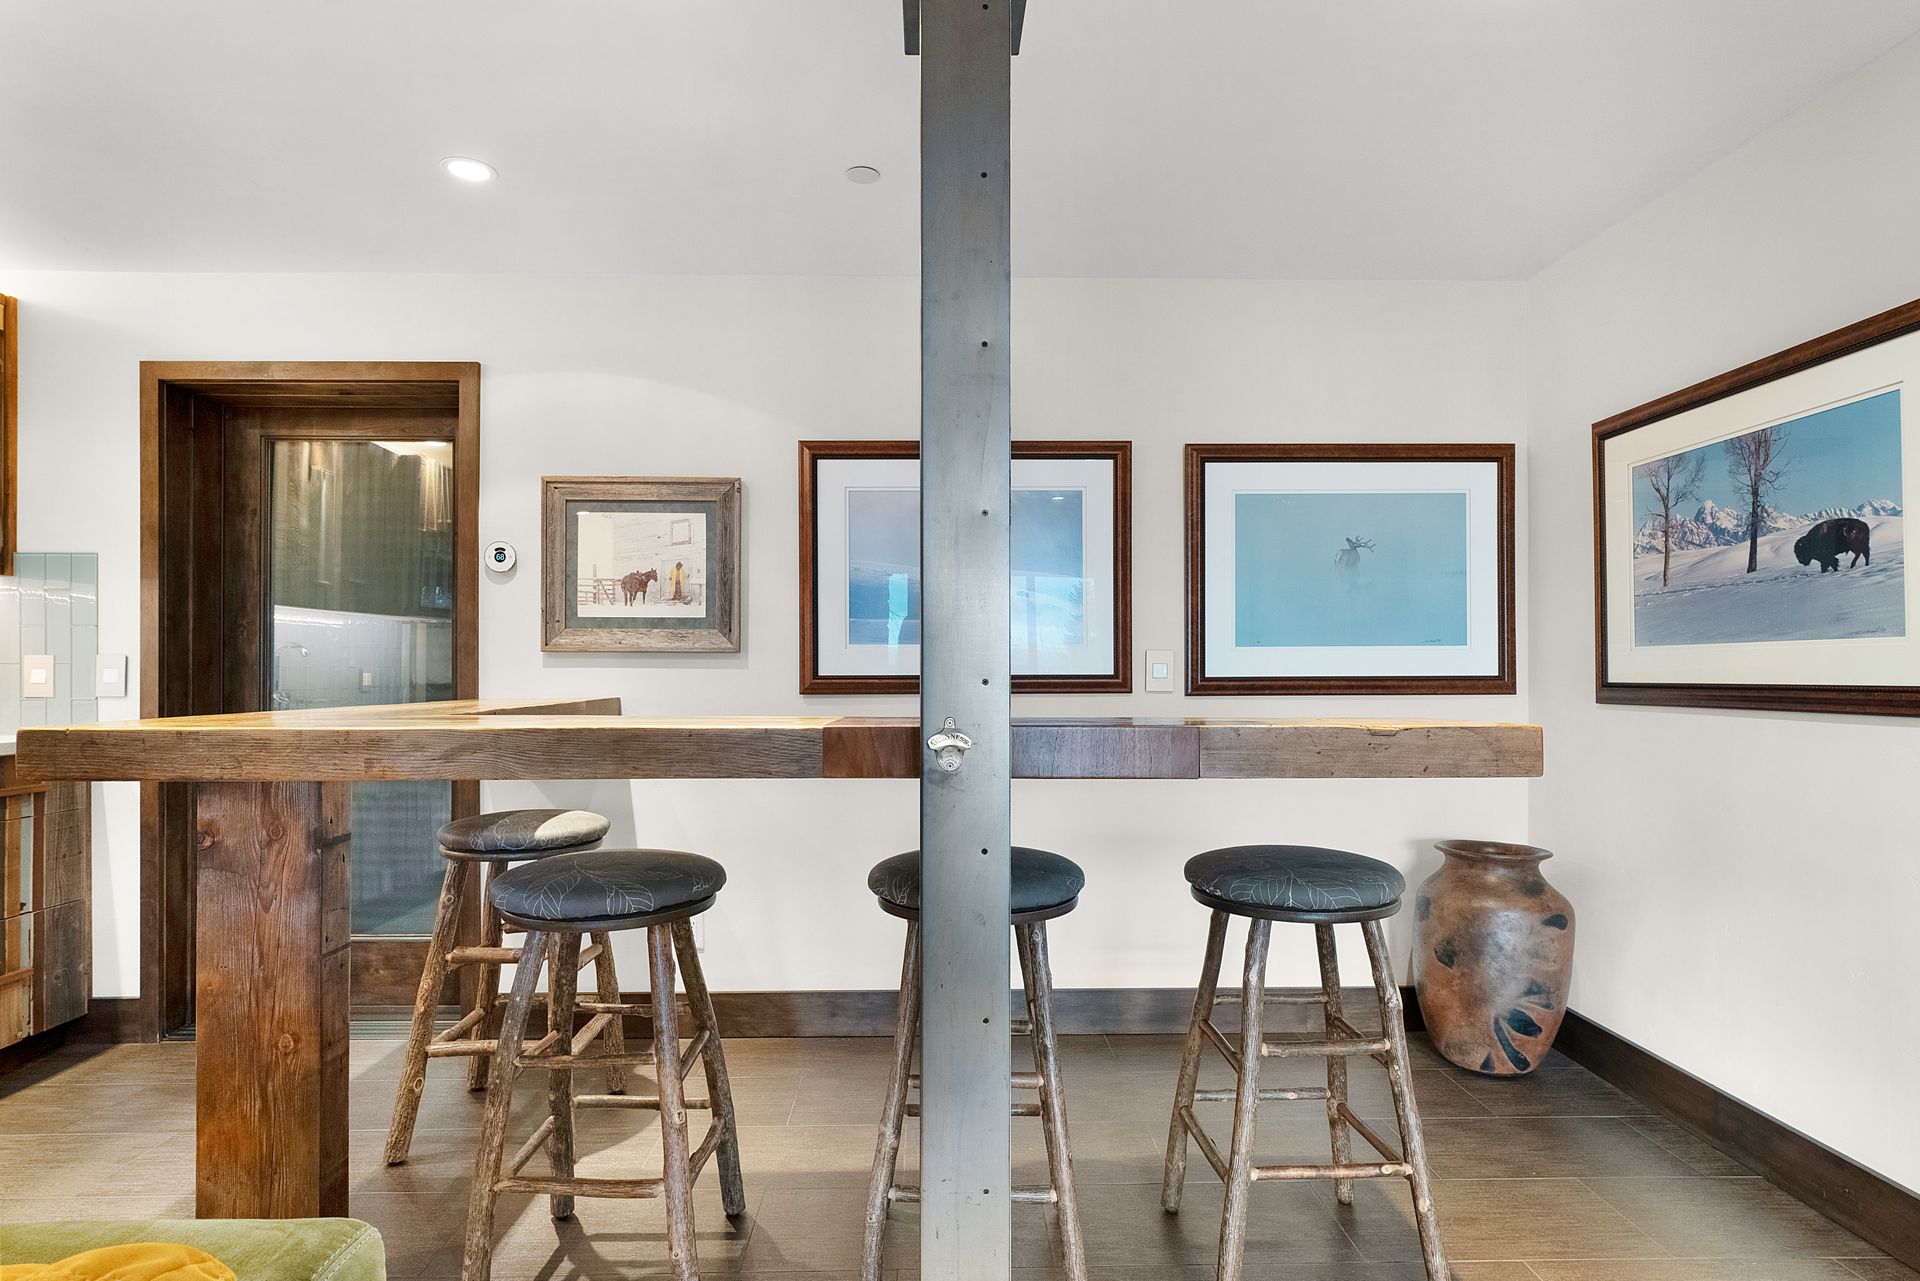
[16, 697, 1542, 1220]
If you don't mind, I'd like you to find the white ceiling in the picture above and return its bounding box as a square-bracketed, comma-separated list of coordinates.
[4, 1, 1919, 279]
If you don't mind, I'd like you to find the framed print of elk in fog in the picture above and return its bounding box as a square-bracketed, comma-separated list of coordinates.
[1594, 297, 1920, 715]
[1185, 442, 1516, 696]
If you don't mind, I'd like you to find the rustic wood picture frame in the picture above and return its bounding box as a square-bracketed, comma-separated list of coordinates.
[1594, 297, 1920, 716]
[798, 439, 1132, 694]
[1185, 442, 1517, 696]
[542, 475, 742, 652]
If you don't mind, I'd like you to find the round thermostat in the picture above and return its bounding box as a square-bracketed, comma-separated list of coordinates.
[484, 540, 517, 573]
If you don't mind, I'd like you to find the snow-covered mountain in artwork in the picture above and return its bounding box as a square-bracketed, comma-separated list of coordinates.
[1632, 514, 1905, 645]
[1632, 498, 1903, 556]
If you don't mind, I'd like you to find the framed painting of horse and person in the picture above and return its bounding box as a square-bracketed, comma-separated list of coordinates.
[542, 475, 742, 652]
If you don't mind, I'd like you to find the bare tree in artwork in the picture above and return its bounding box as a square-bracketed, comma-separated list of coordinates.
[1635, 452, 1706, 587]
[1724, 427, 1790, 575]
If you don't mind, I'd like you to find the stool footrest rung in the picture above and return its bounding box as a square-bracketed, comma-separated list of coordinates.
[1259, 1037, 1392, 1059]
[577, 1000, 659, 1017]
[1191, 1085, 1330, 1103]
[1213, 990, 1329, 1007]
[1338, 1104, 1405, 1164]
[506, 1116, 557, 1177]
[570, 1012, 613, 1057]
[687, 1116, 727, 1180]
[448, 945, 522, 966]
[576, 1093, 716, 1112]
[431, 1007, 486, 1043]
[1175, 1106, 1231, 1182]
[494, 1174, 664, 1200]
[1252, 1160, 1412, 1182]
[1200, 1019, 1242, 1073]
[517, 1050, 661, 1071]
[425, 1035, 551, 1060]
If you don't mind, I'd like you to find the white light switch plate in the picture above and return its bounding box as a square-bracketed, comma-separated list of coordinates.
[96, 654, 129, 699]
[23, 655, 54, 698]
[1145, 648, 1176, 693]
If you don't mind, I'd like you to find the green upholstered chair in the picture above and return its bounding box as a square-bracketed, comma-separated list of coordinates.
[0, 1219, 384, 1281]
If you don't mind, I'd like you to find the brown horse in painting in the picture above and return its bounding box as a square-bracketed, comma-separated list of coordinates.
[621, 569, 658, 605]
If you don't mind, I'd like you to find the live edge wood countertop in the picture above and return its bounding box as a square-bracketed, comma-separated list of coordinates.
[14, 697, 1543, 782]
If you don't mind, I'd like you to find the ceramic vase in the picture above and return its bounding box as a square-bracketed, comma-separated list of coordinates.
[1412, 840, 1574, 1076]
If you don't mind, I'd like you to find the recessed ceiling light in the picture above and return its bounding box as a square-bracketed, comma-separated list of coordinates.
[443, 156, 497, 183]
[845, 165, 882, 185]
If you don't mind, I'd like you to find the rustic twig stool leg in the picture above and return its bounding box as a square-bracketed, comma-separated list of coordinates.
[860, 922, 920, 1281]
[649, 923, 699, 1281]
[547, 933, 580, 1222]
[462, 929, 546, 1281]
[1217, 919, 1272, 1281]
[467, 863, 506, 1092]
[588, 930, 630, 1095]
[1315, 923, 1356, 1205]
[672, 918, 746, 1219]
[1363, 918, 1449, 1280]
[386, 859, 469, 1165]
[1018, 922, 1088, 1281]
[1162, 908, 1228, 1212]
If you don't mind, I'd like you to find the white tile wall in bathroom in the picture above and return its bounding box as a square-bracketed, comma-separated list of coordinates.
[0, 552, 102, 734]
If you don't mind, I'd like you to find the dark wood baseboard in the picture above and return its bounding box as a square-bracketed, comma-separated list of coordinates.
[705, 987, 1199, 1037]
[74, 997, 153, 1043]
[1550, 1008, 1920, 1270]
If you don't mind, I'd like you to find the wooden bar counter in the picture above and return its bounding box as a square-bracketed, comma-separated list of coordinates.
[15, 698, 1541, 1220]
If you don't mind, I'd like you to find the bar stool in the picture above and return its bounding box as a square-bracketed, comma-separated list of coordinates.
[861, 846, 1089, 1281]
[385, 808, 628, 1166]
[463, 848, 745, 1281]
[1162, 845, 1449, 1281]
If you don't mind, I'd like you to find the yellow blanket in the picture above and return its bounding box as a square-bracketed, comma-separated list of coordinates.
[0, 1244, 236, 1281]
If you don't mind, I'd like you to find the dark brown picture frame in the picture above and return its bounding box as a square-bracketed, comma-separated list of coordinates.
[799, 439, 1132, 694]
[542, 475, 743, 653]
[1594, 297, 1920, 716]
[1185, 442, 1517, 696]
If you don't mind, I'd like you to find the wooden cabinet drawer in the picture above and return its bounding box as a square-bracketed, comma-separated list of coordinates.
[0, 901, 89, 1051]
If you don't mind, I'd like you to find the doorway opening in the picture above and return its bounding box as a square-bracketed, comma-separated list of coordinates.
[139, 362, 480, 1039]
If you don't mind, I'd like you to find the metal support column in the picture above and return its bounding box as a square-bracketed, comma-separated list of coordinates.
[914, 0, 1014, 1276]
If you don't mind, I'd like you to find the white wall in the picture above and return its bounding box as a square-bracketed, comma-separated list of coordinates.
[7, 271, 1531, 1003]
[1526, 35, 1920, 1189]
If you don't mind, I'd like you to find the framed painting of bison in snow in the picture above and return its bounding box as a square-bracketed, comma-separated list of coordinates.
[541, 476, 741, 652]
[1184, 443, 1516, 695]
[1594, 297, 1920, 715]
[799, 440, 1131, 693]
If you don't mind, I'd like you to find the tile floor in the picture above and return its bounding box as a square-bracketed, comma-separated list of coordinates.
[0, 1001, 1910, 1281]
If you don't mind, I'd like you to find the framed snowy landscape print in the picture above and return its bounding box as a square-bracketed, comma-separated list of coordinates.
[1185, 443, 1516, 695]
[799, 439, 1131, 693]
[541, 475, 742, 652]
[1594, 297, 1920, 715]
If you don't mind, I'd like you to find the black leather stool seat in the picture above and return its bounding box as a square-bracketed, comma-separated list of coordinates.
[869, 846, 1085, 918]
[1185, 845, 1404, 920]
[489, 849, 726, 929]
[437, 808, 610, 859]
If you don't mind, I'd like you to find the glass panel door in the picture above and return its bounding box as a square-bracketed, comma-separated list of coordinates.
[266, 438, 457, 935]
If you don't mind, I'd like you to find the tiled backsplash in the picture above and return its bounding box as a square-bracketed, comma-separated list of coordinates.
[0, 553, 101, 733]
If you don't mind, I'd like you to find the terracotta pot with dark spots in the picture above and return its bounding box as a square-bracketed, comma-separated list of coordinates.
[1412, 840, 1574, 1076]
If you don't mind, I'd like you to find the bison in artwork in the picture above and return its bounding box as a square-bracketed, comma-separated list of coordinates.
[1793, 517, 1872, 573]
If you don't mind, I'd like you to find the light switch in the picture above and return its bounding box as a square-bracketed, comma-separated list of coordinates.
[23, 655, 54, 698]
[97, 653, 129, 698]
[1145, 648, 1176, 693]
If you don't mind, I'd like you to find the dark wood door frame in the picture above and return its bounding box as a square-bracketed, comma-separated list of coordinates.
[137, 361, 480, 1040]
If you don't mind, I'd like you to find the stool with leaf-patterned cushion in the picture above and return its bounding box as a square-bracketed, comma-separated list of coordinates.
[1163, 844, 1450, 1281]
